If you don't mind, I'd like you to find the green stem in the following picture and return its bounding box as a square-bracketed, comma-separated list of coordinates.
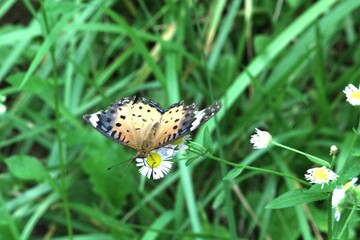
[272, 141, 307, 156]
[39, 2, 73, 239]
[0, 193, 20, 239]
[327, 192, 333, 239]
[330, 154, 336, 169]
[346, 109, 360, 159]
[272, 141, 330, 167]
[338, 204, 357, 239]
[206, 153, 310, 185]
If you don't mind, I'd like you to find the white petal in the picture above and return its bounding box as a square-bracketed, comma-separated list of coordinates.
[343, 84, 360, 106]
[332, 188, 345, 207]
[334, 208, 341, 221]
[190, 110, 206, 131]
[250, 129, 271, 149]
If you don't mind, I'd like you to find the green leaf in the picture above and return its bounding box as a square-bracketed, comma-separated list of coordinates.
[223, 167, 244, 180]
[254, 34, 271, 54]
[202, 126, 213, 152]
[305, 154, 330, 167]
[266, 189, 327, 209]
[337, 156, 360, 184]
[6, 73, 46, 93]
[5, 155, 46, 182]
[81, 138, 134, 210]
[350, 149, 360, 157]
[212, 189, 225, 209]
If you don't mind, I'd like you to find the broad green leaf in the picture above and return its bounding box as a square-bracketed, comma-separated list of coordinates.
[223, 167, 244, 180]
[337, 157, 360, 184]
[81, 137, 133, 210]
[266, 189, 327, 209]
[5, 155, 46, 182]
[6, 73, 48, 93]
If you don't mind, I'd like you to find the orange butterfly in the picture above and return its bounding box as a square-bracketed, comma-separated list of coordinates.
[83, 96, 222, 158]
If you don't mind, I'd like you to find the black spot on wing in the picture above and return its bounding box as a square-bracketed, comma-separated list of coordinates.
[116, 131, 122, 140]
[176, 104, 197, 134]
[83, 96, 136, 145]
[134, 96, 165, 114]
[83, 110, 115, 137]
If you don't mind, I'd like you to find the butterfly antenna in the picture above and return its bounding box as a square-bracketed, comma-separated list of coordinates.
[107, 156, 135, 171]
[148, 154, 156, 179]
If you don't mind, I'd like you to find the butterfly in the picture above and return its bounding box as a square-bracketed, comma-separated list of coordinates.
[83, 96, 222, 158]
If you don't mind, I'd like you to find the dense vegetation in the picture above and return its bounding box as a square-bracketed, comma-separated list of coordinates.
[1, 0, 360, 239]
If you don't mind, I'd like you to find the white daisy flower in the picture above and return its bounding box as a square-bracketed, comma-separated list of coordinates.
[136, 146, 176, 180]
[250, 128, 272, 149]
[171, 135, 191, 154]
[304, 166, 338, 189]
[332, 177, 358, 221]
[343, 84, 360, 106]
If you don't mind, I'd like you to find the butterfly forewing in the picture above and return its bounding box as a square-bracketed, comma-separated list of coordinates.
[84, 96, 163, 151]
[84, 96, 222, 157]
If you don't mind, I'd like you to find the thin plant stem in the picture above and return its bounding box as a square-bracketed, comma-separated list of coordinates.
[272, 141, 330, 167]
[206, 153, 310, 185]
[328, 192, 333, 239]
[346, 108, 360, 159]
[39, 1, 73, 239]
[338, 204, 357, 239]
[330, 154, 336, 169]
[334, 109, 360, 239]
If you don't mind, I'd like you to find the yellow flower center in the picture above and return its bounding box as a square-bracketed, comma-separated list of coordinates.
[313, 168, 329, 181]
[172, 137, 184, 145]
[146, 152, 162, 168]
[343, 178, 357, 190]
[351, 91, 360, 99]
[344, 181, 352, 190]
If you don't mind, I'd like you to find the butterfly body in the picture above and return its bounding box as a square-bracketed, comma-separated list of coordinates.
[84, 96, 222, 157]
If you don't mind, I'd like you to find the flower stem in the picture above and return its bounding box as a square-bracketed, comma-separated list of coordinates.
[346, 109, 360, 158]
[206, 153, 310, 185]
[338, 204, 357, 239]
[272, 141, 330, 167]
[327, 192, 333, 239]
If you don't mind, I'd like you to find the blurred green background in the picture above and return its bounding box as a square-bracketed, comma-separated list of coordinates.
[1, 0, 360, 239]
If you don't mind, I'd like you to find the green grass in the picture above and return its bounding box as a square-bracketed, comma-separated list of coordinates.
[1, 0, 360, 239]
